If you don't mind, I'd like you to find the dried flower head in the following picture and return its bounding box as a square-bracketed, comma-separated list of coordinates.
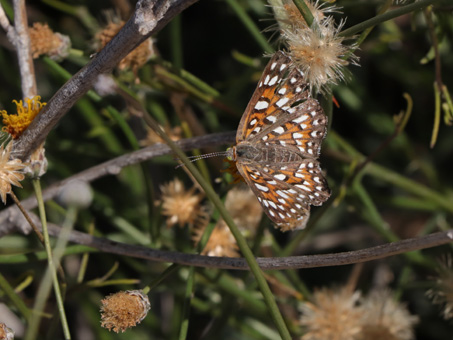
[192, 219, 239, 257]
[358, 290, 418, 340]
[224, 186, 262, 233]
[1, 96, 46, 139]
[96, 20, 154, 75]
[0, 141, 25, 204]
[270, 0, 337, 32]
[160, 178, 209, 228]
[29, 22, 70, 60]
[299, 287, 362, 340]
[100, 290, 150, 333]
[139, 124, 182, 147]
[0, 322, 14, 340]
[427, 255, 453, 320]
[269, 0, 357, 94]
[23, 143, 47, 178]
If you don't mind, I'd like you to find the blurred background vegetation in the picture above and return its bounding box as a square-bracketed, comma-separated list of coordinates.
[0, 0, 452, 339]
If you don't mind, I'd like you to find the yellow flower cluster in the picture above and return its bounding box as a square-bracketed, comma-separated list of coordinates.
[1, 96, 46, 139]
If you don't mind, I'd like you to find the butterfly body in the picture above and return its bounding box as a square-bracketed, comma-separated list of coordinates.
[232, 143, 305, 164]
[231, 51, 331, 231]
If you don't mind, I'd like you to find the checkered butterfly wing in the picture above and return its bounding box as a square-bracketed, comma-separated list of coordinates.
[237, 160, 329, 230]
[236, 51, 327, 158]
[233, 51, 330, 230]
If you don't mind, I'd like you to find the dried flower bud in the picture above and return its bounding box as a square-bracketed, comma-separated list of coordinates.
[24, 143, 47, 178]
[29, 22, 71, 60]
[95, 20, 154, 75]
[160, 178, 209, 229]
[193, 219, 240, 257]
[100, 290, 150, 333]
[0, 141, 25, 204]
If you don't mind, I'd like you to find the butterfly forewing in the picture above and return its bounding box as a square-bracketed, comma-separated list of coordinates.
[236, 51, 310, 143]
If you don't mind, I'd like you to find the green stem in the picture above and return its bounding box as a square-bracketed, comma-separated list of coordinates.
[0, 272, 31, 319]
[178, 266, 195, 340]
[145, 114, 291, 339]
[353, 181, 428, 265]
[225, 0, 274, 54]
[77, 223, 95, 283]
[170, 14, 183, 70]
[26, 180, 71, 340]
[431, 82, 441, 148]
[340, 0, 442, 38]
[329, 131, 453, 214]
[292, 0, 314, 27]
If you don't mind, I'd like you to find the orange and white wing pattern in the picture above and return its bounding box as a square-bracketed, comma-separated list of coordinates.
[232, 51, 330, 231]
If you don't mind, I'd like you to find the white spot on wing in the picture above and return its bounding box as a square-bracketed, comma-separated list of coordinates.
[255, 183, 269, 192]
[268, 75, 279, 86]
[296, 184, 311, 192]
[274, 174, 286, 181]
[280, 64, 287, 71]
[278, 87, 287, 95]
[292, 115, 309, 123]
[273, 126, 285, 134]
[270, 62, 277, 70]
[255, 101, 269, 110]
[277, 190, 289, 198]
[266, 115, 277, 123]
[264, 75, 270, 85]
[276, 97, 289, 107]
[293, 132, 303, 139]
[249, 118, 257, 126]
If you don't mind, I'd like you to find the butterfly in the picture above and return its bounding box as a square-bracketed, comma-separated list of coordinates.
[226, 51, 330, 231]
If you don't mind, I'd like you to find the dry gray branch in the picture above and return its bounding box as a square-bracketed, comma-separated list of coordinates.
[0, 131, 235, 236]
[13, 0, 37, 98]
[36, 220, 453, 270]
[11, 0, 199, 160]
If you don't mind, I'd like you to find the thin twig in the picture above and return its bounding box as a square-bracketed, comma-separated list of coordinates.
[35, 220, 453, 271]
[13, 0, 37, 98]
[9, 191, 44, 244]
[0, 4, 18, 42]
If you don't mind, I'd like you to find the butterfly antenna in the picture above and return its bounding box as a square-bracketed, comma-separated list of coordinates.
[175, 151, 229, 169]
